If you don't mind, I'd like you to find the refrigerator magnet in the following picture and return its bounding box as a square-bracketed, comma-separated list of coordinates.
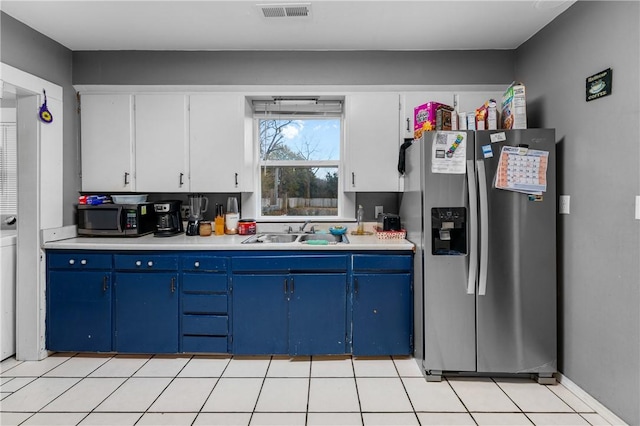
[490, 132, 506, 143]
[482, 145, 493, 158]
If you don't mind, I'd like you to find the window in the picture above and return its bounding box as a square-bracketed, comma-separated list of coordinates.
[0, 124, 17, 216]
[257, 115, 343, 218]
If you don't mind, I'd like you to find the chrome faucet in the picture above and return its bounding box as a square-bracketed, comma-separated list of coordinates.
[299, 220, 315, 233]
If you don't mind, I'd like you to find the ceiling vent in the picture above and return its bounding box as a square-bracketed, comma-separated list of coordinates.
[258, 3, 311, 19]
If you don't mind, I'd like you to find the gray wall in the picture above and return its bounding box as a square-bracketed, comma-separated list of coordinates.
[516, 2, 639, 424]
[0, 12, 78, 226]
[72, 50, 514, 85]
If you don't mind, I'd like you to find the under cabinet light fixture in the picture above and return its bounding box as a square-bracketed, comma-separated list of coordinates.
[252, 97, 343, 114]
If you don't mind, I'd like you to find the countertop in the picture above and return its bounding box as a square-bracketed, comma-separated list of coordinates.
[43, 232, 414, 252]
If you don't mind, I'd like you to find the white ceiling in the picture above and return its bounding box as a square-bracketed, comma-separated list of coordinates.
[1, 0, 575, 51]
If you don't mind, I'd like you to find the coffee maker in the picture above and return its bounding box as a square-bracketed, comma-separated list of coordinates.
[153, 200, 183, 237]
[186, 194, 209, 236]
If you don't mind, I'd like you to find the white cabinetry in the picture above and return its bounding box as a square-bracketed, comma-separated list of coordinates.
[135, 94, 189, 192]
[81, 94, 135, 192]
[345, 93, 400, 192]
[189, 94, 250, 192]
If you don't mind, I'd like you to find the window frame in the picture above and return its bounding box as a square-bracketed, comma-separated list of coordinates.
[253, 113, 349, 222]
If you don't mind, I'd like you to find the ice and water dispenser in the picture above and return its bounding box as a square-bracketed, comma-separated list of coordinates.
[431, 207, 467, 255]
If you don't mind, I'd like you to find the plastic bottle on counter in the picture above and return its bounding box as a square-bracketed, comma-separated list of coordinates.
[356, 205, 365, 234]
[214, 204, 225, 236]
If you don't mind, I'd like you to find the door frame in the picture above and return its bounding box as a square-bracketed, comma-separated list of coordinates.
[1, 63, 63, 360]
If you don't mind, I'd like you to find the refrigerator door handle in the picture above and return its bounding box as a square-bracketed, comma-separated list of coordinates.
[466, 159, 478, 295]
[476, 160, 489, 296]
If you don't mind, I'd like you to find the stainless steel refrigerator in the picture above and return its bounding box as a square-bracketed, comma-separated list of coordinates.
[400, 129, 557, 383]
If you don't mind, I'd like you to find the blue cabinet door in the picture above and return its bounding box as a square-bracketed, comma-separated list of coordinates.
[47, 270, 112, 352]
[289, 273, 347, 355]
[114, 272, 179, 353]
[232, 274, 288, 355]
[352, 273, 412, 356]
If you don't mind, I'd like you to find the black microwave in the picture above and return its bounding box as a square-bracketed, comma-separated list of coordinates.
[77, 203, 156, 237]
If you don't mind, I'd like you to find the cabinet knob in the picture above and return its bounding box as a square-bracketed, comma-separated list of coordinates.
[194, 261, 200, 268]
[147, 261, 154, 267]
[80, 259, 87, 265]
[68, 259, 75, 265]
[135, 260, 142, 267]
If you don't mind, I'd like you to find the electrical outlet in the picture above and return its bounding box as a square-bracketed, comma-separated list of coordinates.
[180, 206, 190, 219]
[635, 196, 640, 220]
[559, 195, 570, 215]
[375, 205, 383, 218]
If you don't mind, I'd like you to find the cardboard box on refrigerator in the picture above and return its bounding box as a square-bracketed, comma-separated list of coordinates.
[501, 82, 527, 129]
[414, 102, 451, 139]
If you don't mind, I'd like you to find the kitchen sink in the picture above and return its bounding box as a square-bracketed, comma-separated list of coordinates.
[242, 233, 299, 244]
[298, 233, 346, 243]
[241, 233, 349, 244]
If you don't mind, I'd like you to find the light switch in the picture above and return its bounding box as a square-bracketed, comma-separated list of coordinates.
[559, 195, 570, 214]
[635, 196, 640, 220]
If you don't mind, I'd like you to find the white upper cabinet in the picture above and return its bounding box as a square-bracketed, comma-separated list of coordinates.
[345, 93, 401, 192]
[134, 94, 189, 192]
[81, 94, 135, 192]
[189, 94, 250, 193]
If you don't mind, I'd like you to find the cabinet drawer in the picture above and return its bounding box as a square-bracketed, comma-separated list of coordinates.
[182, 273, 227, 293]
[48, 252, 112, 270]
[114, 254, 178, 271]
[182, 314, 228, 335]
[183, 294, 227, 314]
[181, 256, 227, 272]
[232, 255, 348, 273]
[352, 255, 412, 272]
[182, 335, 228, 353]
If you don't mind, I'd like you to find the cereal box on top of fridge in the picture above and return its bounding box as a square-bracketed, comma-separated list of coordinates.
[414, 102, 451, 139]
[501, 82, 527, 129]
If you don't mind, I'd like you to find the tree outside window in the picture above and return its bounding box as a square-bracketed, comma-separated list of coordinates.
[258, 118, 341, 217]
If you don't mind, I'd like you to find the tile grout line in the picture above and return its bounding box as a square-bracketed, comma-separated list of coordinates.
[350, 356, 365, 426]
[392, 355, 423, 426]
[491, 376, 580, 424]
[133, 354, 195, 424]
[37, 352, 116, 426]
[442, 376, 478, 425]
[5, 352, 83, 426]
[190, 356, 231, 426]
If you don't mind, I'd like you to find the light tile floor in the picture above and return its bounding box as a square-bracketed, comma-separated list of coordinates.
[0, 353, 615, 426]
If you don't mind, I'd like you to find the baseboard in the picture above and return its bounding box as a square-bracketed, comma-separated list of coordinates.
[556, 373, 628, 425]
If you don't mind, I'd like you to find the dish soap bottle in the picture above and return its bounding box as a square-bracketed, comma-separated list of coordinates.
[356, 205, 365, 234]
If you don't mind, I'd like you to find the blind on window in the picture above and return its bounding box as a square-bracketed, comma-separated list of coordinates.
[1, 124, 17, 215]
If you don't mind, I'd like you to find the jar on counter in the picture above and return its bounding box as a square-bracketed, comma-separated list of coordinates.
[199, 221, 212, 236]
[238, 219, 257, 235]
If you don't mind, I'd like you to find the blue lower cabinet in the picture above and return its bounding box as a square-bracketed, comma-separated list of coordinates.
[47, 270, 113, 352]
[232, 274, 289, 354]
[289, 274, 347, 355]
[114, 272, 179, 353]
[232, 273, 347, 355]
[352, 273, 412, 355]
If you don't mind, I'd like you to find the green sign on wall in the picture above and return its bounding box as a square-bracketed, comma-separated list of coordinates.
[586, 68, 612, 102]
